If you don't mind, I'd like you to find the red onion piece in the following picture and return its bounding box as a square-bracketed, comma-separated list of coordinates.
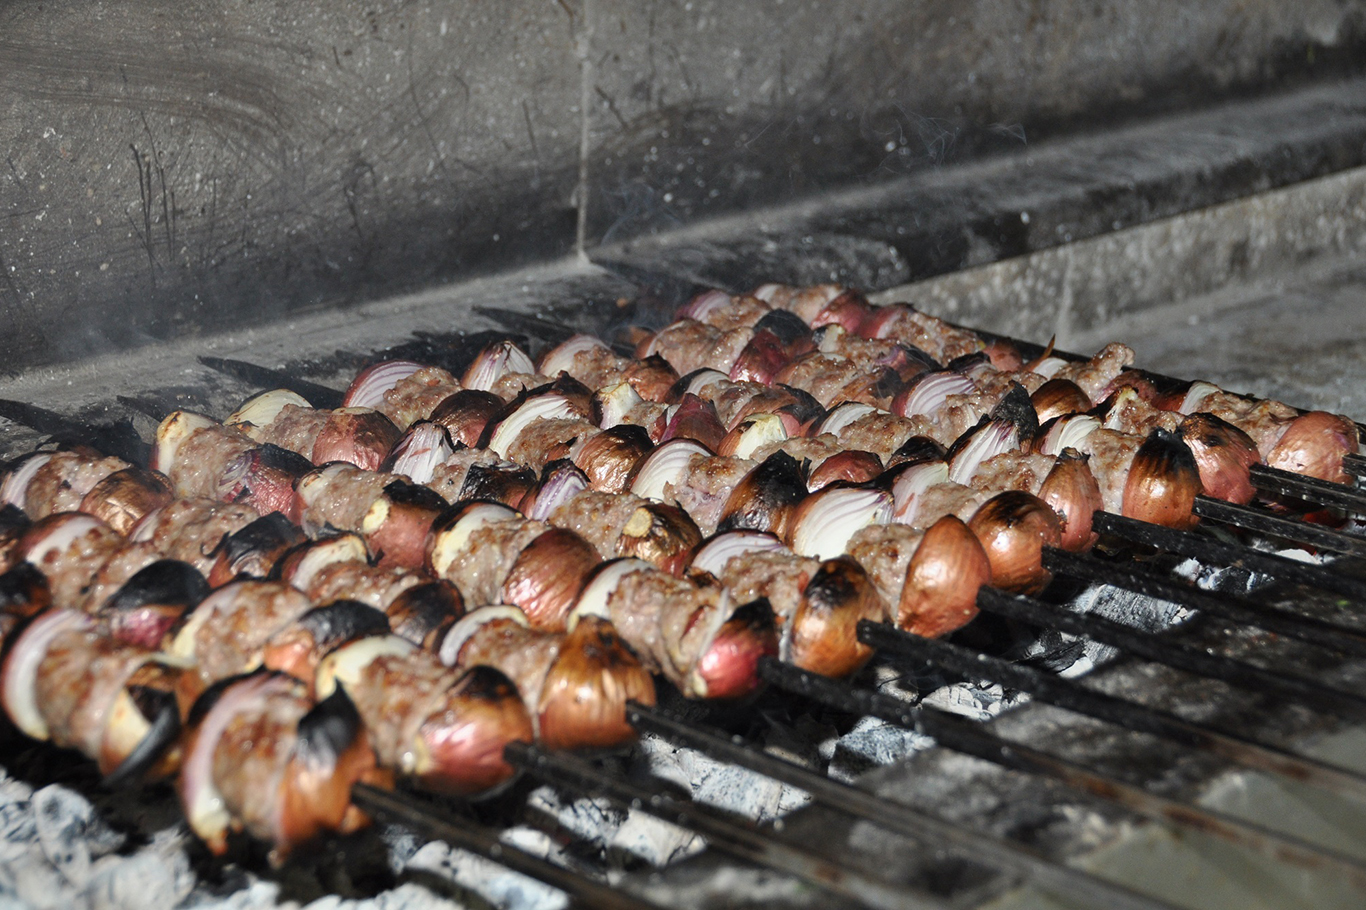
[789, 487, 893, 560]
[523, 463, 591, 520]
[1177, 380, 1222, 415]
[894, 371, 977, 419]
[343, 361, 426, 410]
[1, 453, 53, 512]
[2, 608, 92, 740]
[676, 290, 732, 322]
[814, 402, 878, 437]
[385, 422, 455, 485]
[690, 530, 789, 577]
[539, 334, 613, 378]
[947, 420, 1018, 485]
[1037, 415, 1101, 457]
[487, 395, 578, 458]
[463, 342, 535, 392]
[630, 439, 710, 501]
[890, 461, 950, 525]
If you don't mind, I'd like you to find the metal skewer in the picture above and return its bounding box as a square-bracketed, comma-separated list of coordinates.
[350, 784, 667, 910]
[858, 622, 1366, 803]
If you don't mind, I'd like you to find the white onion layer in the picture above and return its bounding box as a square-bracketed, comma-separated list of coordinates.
[690, 531, 789, 577]
[791, 488, 893, 560]
[343, 361, 426, 409]
[891, 461, 950, 525]
[1, 609, 92, 740]
[227, 389, 311, 431]
[630, 439, 709, 501]
[436, 605, 529, 668]
[570, 559, 652, 628]
[1, 453, 53, 512]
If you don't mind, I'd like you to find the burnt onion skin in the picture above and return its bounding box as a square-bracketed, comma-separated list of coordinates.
[788, 557, 883, 678]
[208, 513, 306, 586]
[716, 450, 807, 540]
[616, 502, 702, 574]
[385, 581, 464, 650]
[1030, 378, 1093, 426]
[966, 491, 1063, 595]
[536, 616, 658, 750]
[572, 425, 652, 493]
[260, 601, 392, 689]
[897, 515, 993, 638]
[1122, 429, 1203, 530]
[428, 389, 505, 447]
[220, 444, 313, 521]
[100, 559, 211, 649]
[80, 467, 174, 535]
[1178, 413, 1259, 505]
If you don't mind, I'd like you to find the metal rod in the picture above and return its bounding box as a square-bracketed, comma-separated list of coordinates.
[1250, 464, 1366, 514]
[351, 784, 666, 910]
[1092, 511, 1366, 601]
[1193, 497, 1366, 557]
[472, 306, 576, 344]
[856, 622, 1366, 803]
[627, 702, 1190, 910]
[114, 395, 173, 424]
[976, 586, 1366, 721]
[505, 742, 939, 910]
[1042, 548, 1366, 657]
[0, 399, 149, 465]
[1344, 453, 1366, 478]
[197, 356, 345, 410]
[647, 685, 1366, 891]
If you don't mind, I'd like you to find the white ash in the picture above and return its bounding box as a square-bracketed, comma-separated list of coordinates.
[0, 775, 194, 910]
[636, 732, 812, 821]
[399, 840, 565, 910]
[184, 879, 281, 910]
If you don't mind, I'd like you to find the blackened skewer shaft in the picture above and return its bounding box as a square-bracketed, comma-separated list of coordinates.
[1250, 464, 1366, 515]
[1092, 511, 1366, 601]
[350, 784, 665, 910]
[857, 622, 1366, 803]
[1042, 548, 1366, 658]
[198, 357, 346, 409]
[628, 701, 1191, 910]
[637, 690, 1366, 892]
[976, 586, 1366, 721]
[505, 742, 938, 910]
[1193, 497, 1366, 558]
[0, 399, 149, 465]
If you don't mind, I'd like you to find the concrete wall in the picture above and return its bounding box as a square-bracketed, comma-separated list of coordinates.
[2, 0, 1363, 368]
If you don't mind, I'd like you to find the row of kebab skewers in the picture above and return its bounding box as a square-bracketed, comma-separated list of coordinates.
[0, 282, 1357, 864]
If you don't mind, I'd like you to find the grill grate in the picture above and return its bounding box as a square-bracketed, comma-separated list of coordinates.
[2, 313, 1366, 910]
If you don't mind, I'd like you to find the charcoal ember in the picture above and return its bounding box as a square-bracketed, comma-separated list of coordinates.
[825, 716, 934, 784]
[403, 839, 567, 910]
